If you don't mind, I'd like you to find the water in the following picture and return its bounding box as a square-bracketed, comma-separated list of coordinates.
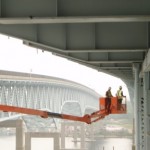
[0, 136, 132, 150]
[87, 137, 132, 150]
[0, 136, 15, 150]
[0, 136, 53, 150]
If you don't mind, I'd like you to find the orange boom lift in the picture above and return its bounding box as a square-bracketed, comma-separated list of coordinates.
[0, 97, 127, 124]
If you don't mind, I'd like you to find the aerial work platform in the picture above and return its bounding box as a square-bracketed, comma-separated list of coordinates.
[100, 97, 127, 114]
[0, 97, 127, 124]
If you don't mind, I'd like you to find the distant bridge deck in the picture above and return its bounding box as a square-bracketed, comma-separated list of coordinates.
[0, 70, 99, 95]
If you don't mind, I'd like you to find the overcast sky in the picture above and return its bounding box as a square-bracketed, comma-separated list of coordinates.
[0, 34, 128, 97]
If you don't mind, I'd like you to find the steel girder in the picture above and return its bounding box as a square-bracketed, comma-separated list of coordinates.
[0, 0, 150, 82]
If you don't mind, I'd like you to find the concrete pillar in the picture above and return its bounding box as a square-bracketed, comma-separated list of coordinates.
[61, 122, 66, 149]
[54, 133, 60, 150]
[73, 122, 78, 142]
[133, 63, 140, 150]
[80, 123, 85, 149]
[25, 132, 31, 150]
[61, 122, 86, 150]
[16, 120, 24, 150]
[90, 124, 94, 140]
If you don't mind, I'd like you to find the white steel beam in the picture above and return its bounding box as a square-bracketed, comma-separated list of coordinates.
[63, 49, 148, 53]
[0, 0, 1, 17]
[24, 41, 147, 54]
[99, 67, 132, 69]
[1, 15, 150, 24]
[88, 60, 143, 64]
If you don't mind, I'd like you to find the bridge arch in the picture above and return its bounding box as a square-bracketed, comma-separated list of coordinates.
[61, 101, 82, 116]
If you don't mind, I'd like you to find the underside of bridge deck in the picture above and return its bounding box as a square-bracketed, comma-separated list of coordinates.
[0, 0, 150, 83]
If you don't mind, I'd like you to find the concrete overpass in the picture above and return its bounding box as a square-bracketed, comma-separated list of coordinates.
[0, 1, 150, 149]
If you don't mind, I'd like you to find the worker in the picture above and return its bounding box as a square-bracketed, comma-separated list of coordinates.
[105, 87, 113, 113]
[116, 86, 126, 110]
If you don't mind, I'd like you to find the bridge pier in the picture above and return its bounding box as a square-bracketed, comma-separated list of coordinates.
[61, 122, 87, 150]
[0, 119, 25, 150]
[25, 132, 60, 150]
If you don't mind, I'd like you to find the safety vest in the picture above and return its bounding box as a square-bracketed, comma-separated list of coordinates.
[117, 90, 123, 99]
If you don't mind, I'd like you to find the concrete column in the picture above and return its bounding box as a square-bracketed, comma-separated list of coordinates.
[54, 133, 60, 150]
[73, 122, 78, 142]
[61, 122, 66, 149]
[133, 63, 140, 150]
[80, 123, 85, 149]
[25, 132, 31, 150]
[16, 120, 24, 150]
[90, 124, 94, 140]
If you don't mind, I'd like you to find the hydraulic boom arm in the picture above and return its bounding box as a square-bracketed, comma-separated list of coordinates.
[0, 104, 106, 124]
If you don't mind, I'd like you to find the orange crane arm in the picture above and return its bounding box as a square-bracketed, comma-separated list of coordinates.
[0, 104, 106, 124]
[0, 105, 93, 124]
[0, 105, 49, 118]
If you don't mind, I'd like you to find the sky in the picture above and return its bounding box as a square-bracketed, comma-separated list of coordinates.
[0, 34, 128, 97]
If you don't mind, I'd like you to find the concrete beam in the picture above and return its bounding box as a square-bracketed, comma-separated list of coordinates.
[0, 120, 18, 127]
